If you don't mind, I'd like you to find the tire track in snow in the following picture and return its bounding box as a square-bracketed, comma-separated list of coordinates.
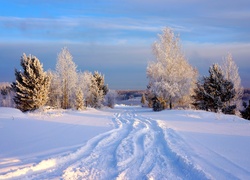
[0, 108, 209, 179]
[0, 113, 127, 179]
[166, 128, 250, 180]
[115, 111, 209, 180]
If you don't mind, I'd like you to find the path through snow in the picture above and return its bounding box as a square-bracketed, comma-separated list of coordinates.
[0, 107, 210, 179]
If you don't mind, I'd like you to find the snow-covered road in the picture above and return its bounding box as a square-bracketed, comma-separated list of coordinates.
[0, 107, 208, 179]
[1, 106, 250, 179]
[62, 109, 208, 180]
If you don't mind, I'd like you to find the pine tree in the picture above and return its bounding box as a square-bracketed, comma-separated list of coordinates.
[89, 71, 108, 108]
[89, 77, 102, 108]
[56, 47, 77, 109]
[12, 54, 50, 112]
[93, 71, 108, 96]
[193, 64, 236, 113]
[147, 27, 197, 110]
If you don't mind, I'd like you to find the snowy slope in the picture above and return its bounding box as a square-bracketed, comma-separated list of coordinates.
[0, 106, 250, 179]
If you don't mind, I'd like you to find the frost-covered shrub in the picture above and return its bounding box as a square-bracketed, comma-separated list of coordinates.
[105, 90, 117, 108]
[0, 83, 15, 107]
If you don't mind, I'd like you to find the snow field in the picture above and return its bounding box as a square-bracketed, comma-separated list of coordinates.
[0, 106, 250, 179]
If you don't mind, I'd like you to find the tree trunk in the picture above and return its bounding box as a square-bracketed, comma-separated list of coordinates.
[169, 98, 172, 109]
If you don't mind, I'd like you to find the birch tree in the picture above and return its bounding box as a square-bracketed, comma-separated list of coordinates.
[147, 27, 197, 109]
[222, 53, 243, 112]
[56, 47, 77, 109]
[47, 70, 61, 108]
[78, 71, 93, 107]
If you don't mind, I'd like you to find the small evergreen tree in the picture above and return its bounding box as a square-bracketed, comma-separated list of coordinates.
[75, 88, 84, 110]
[193, 64, 236, 113]
[93, 71, 108, 96]
[12, 54, 50, 112]
[89, 71, 108, 108]
[141, 93, 146, 107]
[241, 100, 250, 120]
[152, 96, 166, 111]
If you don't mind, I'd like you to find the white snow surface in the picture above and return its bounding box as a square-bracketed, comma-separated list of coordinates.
[0, 105, 250, 179]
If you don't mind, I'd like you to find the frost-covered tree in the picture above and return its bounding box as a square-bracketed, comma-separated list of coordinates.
[141, 93, 147, 107]
[47, 70, 61, 108]
[222, 53, 243, 112]
[147, 27, 197, 109]
[89, 78, 102, 108]
[78, 71, 93, 107]
[88, 71, 108, 108]
[75, 88, 84, 110]
[193, 64, 236, 113]
[12, 54, 50, 112]
[56, 47, 77, 109]
[93, 71, 108, 96]
[0, 83, 14, 107]
[105, 90, 117, 108]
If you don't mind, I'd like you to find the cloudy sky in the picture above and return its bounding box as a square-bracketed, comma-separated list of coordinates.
[0, 0, 250, 89]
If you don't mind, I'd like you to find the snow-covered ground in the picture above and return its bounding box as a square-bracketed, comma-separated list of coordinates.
[0, 105, 250, 179]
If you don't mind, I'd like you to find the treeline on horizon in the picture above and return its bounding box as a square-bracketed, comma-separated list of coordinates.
[0, 27, 250, 120]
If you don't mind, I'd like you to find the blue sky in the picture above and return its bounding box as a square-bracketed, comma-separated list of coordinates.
[0, 0, 250, 89]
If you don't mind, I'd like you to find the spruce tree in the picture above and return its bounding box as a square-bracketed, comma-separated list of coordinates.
[12, 54, 50, 112]
[241, 100, 250, 120]
[89, 71, 108, 108]
[75, 88, 84, 110]
[93, 71, 108, 96]
[193, 64, 236, 113]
